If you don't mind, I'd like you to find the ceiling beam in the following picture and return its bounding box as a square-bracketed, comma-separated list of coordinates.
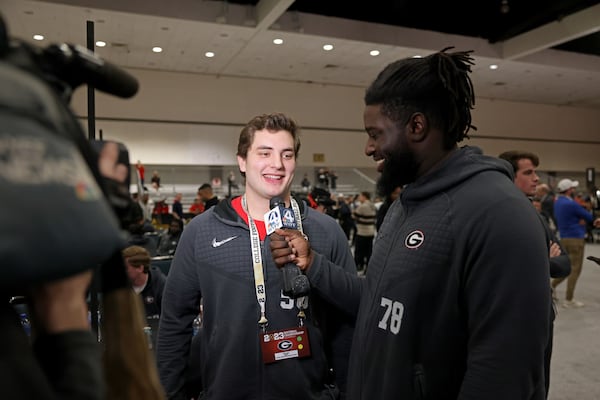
[255, 0, 295, 31]
[500, 3, 600, 60]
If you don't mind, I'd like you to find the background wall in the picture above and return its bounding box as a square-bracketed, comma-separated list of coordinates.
[71, 67, 600, 175]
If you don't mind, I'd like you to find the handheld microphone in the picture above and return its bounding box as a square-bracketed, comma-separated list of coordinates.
[267, 197, 310, 298]
[43, 43, 139, 98]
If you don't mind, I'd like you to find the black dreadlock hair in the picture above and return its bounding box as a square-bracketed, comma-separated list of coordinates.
[364, 47, 477, 149]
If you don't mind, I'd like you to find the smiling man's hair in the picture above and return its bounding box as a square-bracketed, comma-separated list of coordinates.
[498, 150, 539, 173]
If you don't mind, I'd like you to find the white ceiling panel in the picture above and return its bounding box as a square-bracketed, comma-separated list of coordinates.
[2, 0, 599, 109]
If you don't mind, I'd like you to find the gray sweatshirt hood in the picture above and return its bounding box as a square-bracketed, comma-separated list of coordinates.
[401, 146, 513, 203]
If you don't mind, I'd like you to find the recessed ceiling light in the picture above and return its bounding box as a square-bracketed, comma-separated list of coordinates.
[33, 34, 44, 41]
[95, 41, 106, 47]
[489, 64, 499, 70]
[273, 38, 283, 45]
[152, 47, 163, 53]
[205, 51, 215, 58]
[412, 55, 422, 58]
[323, 44, 333, 51]
[370, 50, 380, 56]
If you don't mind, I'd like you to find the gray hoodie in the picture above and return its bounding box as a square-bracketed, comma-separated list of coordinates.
[308, 146, 551, 400]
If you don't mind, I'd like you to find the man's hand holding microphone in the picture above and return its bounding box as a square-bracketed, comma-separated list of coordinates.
[270, 228, 314, 273]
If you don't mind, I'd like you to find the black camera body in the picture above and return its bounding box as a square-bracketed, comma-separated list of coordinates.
[0, 14, 138, 290]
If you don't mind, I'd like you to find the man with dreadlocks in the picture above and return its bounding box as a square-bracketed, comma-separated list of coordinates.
[270, 48, 551, 399]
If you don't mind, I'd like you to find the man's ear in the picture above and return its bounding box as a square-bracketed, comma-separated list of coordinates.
[408, 113, 427, 142]
[237, 155, 247, 175]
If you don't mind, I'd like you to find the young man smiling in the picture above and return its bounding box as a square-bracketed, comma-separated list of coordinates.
[157, 113, 356, 400]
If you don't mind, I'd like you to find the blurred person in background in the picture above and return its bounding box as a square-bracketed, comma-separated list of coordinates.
[197, 183, 219, 210]
[551, 178, 600, 308]
[352, 191, 377, 273]
[498, 150, 571, 398]
[123, 245, 167, 321]
[156, 219, 184, 257]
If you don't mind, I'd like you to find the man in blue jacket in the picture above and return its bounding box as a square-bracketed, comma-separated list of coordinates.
[551, 178, 600, 308]
[271, 49, 552, 399]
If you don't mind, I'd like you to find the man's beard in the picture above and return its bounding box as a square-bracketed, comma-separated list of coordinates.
[376, 151, 418, 198]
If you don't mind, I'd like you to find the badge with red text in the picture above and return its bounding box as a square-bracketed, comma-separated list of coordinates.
[260, 326, 311, 364]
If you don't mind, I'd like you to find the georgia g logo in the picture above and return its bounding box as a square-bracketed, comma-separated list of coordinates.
[405, 230, 424, 249]
[277, 340, 294, 351]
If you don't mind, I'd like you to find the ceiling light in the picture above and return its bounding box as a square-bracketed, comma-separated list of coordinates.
[489, 64, 499, 70]
[152, 47, 163, 53]
[33, 34, 44, 41]
[273, 38, 283, 45]
[412, 55, 422, 58]
[205, 52, 215, 58]
[370, 50, 380, 56]
[323, 44, 333, 51]
[95, 41, 106, 47]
